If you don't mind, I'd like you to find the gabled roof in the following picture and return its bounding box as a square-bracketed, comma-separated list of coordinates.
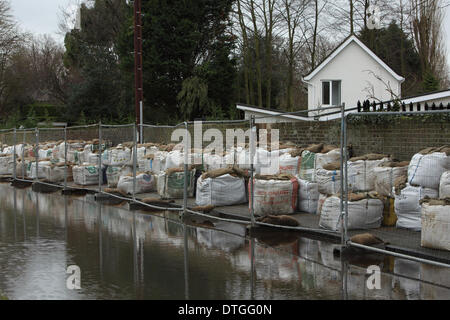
[303, 34, 405, 83]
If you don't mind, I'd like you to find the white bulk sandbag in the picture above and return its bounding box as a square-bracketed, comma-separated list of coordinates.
[38, 148, 53, 159]
[42, 165, 72, 183]
[373, 166, 408, 197]
[315, 149, 341, 169]
[72, 165, 103, 186]
[319, 196, 383, 231]
[117, 173, 156, 195]
[272, 153, 301, 176]
[2, 146, 13, 155]
[315, 169, 341, 195]
[297, 178, 319, 214]
[408, 152, 450, 189]
[251, 177, 299, 216]
[157, 170, 195, 199]
[421, 203, 450, 251]
[28, 161, 52, 179]
[106, 165, 132, 188]
[196, 174, 247, 207]
[236, 148, 252, 171]
[298, 150, 316, 181]
[138, 152, 167, 173]
[102, 147, 132, 166]
[0, 155, 14, 175]
[165, 150, 185, 169]
[348, 158, 389, 192]
[316, 193, 328, 215]
[439, 171, 450, 199]
[84, 152, 99, 165]
[203, 153, 224, 172]
[394, 184, 438, 231]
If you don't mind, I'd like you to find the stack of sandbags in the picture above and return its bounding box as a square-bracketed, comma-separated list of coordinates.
[347, 154, 390, 192]
[319, 193, 384, 231]
[250, 174, 299, 216]
[157, 168, 196, 199]
[0, 154, 14, 175]
[421, 198, 450, 251]
[72, 164, 104, 186]
[106, 165, 133, 188]
[42, 163, 73, 183]
[296, 178, 320, 214]
[101, 146, 132, 166]
[394, 183, 438, 231]
[373, 161, 409, 197]
[56, 140, 85, 163]
[117, 172, 156, 195]
[196, 167, 247, 207]
[138, 152, 167, 173]
[408, 146, 450, 190]
[439, 171, 450, 199]
[298, 144, 340, 181]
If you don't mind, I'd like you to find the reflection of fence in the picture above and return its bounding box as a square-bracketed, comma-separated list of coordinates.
[0, 106, 450, 270]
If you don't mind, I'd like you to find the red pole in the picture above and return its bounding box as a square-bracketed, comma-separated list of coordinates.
[134, 0, 143, 132]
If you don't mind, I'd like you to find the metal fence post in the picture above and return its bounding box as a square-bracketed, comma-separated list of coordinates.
[98, 122, 102, 192]
[182, 121, 189, 218]
[249, 115, 256, 227]
[64, 126, 67, 190]
[13, 128, 16, 180]
[340, 103, 345, 245]
[21, 130, 25, 179]
[133, 123, 137, 201]
[35, 128, 39, 182]
[343, 104, 349, 245]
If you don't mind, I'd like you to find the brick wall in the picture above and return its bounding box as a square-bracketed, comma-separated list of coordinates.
[271, 118, 450, 161]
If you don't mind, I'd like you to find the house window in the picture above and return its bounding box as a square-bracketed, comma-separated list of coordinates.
[322, 80, 341, 106]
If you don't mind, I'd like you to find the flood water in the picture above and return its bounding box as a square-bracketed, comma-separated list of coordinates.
[0, 183, 449, 300]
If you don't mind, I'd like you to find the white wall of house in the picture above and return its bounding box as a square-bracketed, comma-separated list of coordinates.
[305, 40, 403, 115]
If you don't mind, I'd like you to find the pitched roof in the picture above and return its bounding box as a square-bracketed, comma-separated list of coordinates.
[303, 34, 405, 83]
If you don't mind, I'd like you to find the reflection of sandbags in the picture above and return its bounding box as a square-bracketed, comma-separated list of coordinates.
[117, 173, 156, 195]
[392, 259, 421, 300]
[348, 158, 389, 192]
[373, 165, 408, 197]
[421, 203, 450, 251]
[319, 196, 383, 231]
[408, 152, 450, 189]
[315, 169, 341, 195]
[250, 177, 299, 216]
[297, 178, 319, 214]
[420, 264, 450, 300]
[106, 165, 132, 188]
[196, 174, 247, 207]
[157, 170, 195, 199]
[439, 171, 450, 199]
[73, 165, 103, 186]
[394, 184, 438, 231]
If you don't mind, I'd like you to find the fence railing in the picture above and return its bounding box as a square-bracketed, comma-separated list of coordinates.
[0, 105, 449, 270]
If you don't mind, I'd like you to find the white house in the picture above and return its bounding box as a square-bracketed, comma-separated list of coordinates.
[302, 34, 405, 116]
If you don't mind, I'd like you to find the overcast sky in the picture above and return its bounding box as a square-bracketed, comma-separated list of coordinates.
[8, 0, 450, 75]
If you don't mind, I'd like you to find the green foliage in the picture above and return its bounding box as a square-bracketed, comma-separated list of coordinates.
[117, 0, 236, 124]
[422, 71, 440, 93]
[359, 22, 422, 97]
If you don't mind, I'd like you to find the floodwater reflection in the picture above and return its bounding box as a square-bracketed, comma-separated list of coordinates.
[0, 183, 449, 300]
